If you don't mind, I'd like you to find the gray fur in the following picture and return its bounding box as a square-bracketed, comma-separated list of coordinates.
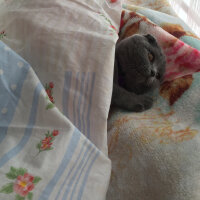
[111, 34, 166, 112]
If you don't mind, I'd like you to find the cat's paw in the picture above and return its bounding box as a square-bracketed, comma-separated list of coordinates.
[131, 95, 153, 112]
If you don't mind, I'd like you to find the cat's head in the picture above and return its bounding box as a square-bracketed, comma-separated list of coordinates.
[116, 34, 166, 94]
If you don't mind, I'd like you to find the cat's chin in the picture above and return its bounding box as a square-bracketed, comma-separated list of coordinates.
[147, 77, 156, 83]
[125, 83, 158, 95]
[124, 85, 146, 95]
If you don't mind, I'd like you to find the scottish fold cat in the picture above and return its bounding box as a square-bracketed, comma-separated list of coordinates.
[111, 34, 166, 112]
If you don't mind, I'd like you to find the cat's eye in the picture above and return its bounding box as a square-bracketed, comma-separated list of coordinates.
[148, 52, 154, 62]
[156, 72, 161, 80]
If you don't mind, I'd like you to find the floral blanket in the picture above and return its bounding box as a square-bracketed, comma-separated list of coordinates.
[107, 1, 200, 200]
[0, 0, 121, 200]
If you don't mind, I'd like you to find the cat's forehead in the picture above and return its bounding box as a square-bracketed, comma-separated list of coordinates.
[122, 36, 152, 52]
[124, 38, 160, 58]
[117, 34, 165, 61]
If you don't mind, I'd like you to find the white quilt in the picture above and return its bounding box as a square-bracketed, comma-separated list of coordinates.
[0, 0, 121, 199]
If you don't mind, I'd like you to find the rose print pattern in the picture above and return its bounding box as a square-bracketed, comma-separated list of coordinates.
[14, 173, 35, 197]
[0, 31, 6, 39]
[36, 130, 59, 154]
[0, 167, 41, 200]
[45, 82, 55, 110]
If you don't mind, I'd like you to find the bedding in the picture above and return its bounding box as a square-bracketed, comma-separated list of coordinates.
[0, 0, 122, 199]
[107, 1, 200, 200]
[1, 0, 200, 199]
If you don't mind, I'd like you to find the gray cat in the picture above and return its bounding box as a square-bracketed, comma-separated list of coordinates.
[111, 34, 166, 112]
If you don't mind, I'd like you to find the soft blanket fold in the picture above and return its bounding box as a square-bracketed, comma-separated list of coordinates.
[0, 0, 122, 199]
[107, 1, 200, 200]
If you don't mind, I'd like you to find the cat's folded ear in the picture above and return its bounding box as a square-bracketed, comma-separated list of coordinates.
[144, 34, 157, 45]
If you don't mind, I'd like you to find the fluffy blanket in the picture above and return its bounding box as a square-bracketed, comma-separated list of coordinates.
[107, 1, 200, 200]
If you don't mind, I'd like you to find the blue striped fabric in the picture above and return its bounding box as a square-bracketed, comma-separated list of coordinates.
[0, 0, 123, 199]
[68, 148, 96, 200]
[55, 140, 87, 200]
[0, 42, 30, 144]
[81, 73, 91, 135]
[0, 83, 43, 168]
[62, 72, 96, 138]
[77, 151, 99, 200]
[63, 71, 72, 117]
[61, 143, 93, 200]
[38, 128, 81, 200]
[73, 72, 80, 127]
[85, 73, 95, 139]
[77, 72, 86, 131]
[0, 41, 109, 200]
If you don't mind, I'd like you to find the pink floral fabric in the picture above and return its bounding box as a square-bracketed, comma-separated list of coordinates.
[36, 130, 60, 154]
[14, 173, 34, 197]
[119, 10, 200, 81]
[0, 167, 41, 200]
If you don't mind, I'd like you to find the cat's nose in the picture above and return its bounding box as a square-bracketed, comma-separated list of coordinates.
[150, 70, 156, 77]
